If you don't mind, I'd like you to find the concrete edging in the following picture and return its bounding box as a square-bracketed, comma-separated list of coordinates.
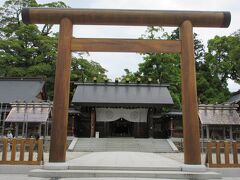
[167, 138, 179, 152]
[0, 165, 41, 174]
[68, 137, 78, 151]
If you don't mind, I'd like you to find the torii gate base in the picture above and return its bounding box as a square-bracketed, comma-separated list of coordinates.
[22, 8, 230, 165]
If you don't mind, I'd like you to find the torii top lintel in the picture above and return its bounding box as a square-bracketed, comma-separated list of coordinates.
[22, 8, 231, 28]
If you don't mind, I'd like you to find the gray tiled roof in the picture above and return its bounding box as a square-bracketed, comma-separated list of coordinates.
[0, 78, 45, 104]
[199, 104, 240, 125]
[227, 90, 240, 103]
[72, 83, 173, 107]
[5, 103, 50, 122]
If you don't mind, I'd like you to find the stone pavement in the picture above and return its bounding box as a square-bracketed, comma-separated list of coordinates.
[67, 151, 183, 168]
[1, 174, 240, 180]
[0, 152, 240, 179]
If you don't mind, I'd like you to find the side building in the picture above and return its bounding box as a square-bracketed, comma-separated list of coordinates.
[0, 78, 50, 138]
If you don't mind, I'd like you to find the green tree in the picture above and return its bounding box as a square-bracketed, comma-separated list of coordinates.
[123, 27, 182, 108]
[206, 32, 240, 84]
[0, 0, 108, 100]
[122, 26, 230, 108]
[71, 56, 107, 82]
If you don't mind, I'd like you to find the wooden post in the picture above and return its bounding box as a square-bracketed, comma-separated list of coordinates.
[216, 141, 221, 164]
[207, 141, 213, 166]
[201, 125, 204, 153]
[2, 138, 7, 161]
[37, 139, 43, 163]
[180, 20, 201, 164]
[104, 121, 107, 137]
[229, 126, 233, 140]
[223, 126, 226, 139]
[11, 138, 16, 161]
[19, 139, 24, 161]
[25, 122, 28, 137]
[15, 123, 19, 137]
[148, 109, 153, 138]
[49, 18, 73, 162]
[224, 141, 230, 165]
[38, 123, 42, 136]
[28, 138, 34, 161]
[206, 125, 210, 139]
[232, 141, 238, 164]
[90, 108, 96, 137]
[22, 122, 25, 137]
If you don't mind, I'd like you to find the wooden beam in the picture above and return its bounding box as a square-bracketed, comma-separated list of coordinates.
[180, 20, 201, 165]
[71, 38, 181, 53]
[22, 8, 231, 28]
[49, 18, 73, 162]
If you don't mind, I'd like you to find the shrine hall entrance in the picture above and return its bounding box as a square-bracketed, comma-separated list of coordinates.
[110, 118, 134, 137]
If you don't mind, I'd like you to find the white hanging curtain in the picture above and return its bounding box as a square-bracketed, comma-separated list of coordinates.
[96, 108, 148, 122]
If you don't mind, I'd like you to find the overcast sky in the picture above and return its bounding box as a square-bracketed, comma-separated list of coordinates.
[1, 0, 240, 91]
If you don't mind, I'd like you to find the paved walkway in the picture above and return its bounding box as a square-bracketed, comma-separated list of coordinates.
[1, 152, 240, 179]
[0, 175, 240, 180]
[68, 151, 183, 168]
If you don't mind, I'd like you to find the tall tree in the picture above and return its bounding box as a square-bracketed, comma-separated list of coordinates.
[122, 26, 230, 108]
[0, 0, 108, 99]
[206, 31, 240, 84]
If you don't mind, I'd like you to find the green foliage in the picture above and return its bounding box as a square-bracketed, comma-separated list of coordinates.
[121, 26, 231, 109]
[0, 0, 107, 100]
[196, 63, 230, 104]
[71, 57, 107, 82]
[206, 32, 240, 84]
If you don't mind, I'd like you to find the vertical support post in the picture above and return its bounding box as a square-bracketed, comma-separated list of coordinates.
[2, 104, 7, 137]
[44, 122, 47, 139]
[206, 125, 210, 139]
[170, 118, 173, 137]
[38, 123, 42, 137]
[224, 141, 230, 165]
[46, 121, 49, 137]
[22, 122, 25, 137]
[90, 108, 96, 137]
[25, 122, 28, 137]
[104, 121, 107, 137]
[201, 125, 204, 153]
[180, 20, 201, 164]
[148, 109, 153, 138]
[223, 126, 226, 139]
[0, 102, 2, 137]
[15, 123, 19, 137]
[49, 18, 73, 162]
[229, 125, 233, 140]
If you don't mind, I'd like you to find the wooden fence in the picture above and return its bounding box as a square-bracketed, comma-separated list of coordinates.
[206, 140, 240, 168]
[0, 138, 43, 165]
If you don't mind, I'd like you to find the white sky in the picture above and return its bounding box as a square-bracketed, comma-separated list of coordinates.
[0, 0, 240, 92]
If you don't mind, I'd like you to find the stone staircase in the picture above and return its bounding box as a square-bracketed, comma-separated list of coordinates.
[72, 138, 177, 153]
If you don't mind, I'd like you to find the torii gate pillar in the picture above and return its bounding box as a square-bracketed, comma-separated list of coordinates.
[49, 18, 73, 162]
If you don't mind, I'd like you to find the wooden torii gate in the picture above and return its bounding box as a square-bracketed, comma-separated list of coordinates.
[22, 8, 230, 164]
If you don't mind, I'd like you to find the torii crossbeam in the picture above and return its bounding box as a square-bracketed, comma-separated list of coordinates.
[22, 8, 231, 164]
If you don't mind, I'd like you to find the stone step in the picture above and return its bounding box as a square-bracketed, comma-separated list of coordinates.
[67, 165, 181, 171]
[72, 138, 177, 153]
[29, 169, 221, 179]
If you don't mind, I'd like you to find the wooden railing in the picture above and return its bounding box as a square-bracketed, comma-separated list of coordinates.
[0, 138, 43, 165]
[206, 140, 240, 168]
